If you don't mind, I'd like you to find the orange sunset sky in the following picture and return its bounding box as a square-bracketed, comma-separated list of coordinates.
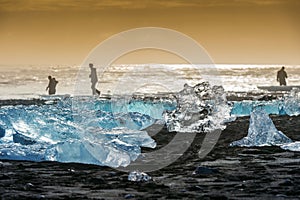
[0, 0, 299, 65]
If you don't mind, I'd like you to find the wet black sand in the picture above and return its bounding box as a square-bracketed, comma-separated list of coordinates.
[1, 114, 300, 199]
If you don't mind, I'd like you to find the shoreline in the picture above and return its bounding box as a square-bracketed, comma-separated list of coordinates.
[0, 90, 293, 107]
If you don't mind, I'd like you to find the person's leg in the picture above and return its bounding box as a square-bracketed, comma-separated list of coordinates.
[91, 82, 96, 95]
[280, 80, 286, 86]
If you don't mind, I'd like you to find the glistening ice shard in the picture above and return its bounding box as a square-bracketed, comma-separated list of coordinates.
[230, 107, 292, 147]
[164, 82, 234, 133]
[0, 98, 161, 167]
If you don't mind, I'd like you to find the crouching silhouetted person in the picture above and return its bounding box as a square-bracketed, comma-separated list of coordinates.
[277, 66, 288, 86]
[46, 76, 58, 95]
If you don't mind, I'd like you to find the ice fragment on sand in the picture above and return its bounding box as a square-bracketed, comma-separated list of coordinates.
[165, 82, 234, 133]
[128, 171, 151, 182]
[0, 99, 157, 167]
[45, 129, 156, 167]
[283, 88, 300, 116]
[46, 140, 132, 167]
[281, 142, 300, 152]
[193, 166, 219, 175]
[230, 107, 292, 147]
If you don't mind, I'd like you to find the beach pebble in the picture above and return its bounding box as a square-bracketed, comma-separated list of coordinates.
[124, 194, 135, 199]
[193, 166, 219, 175]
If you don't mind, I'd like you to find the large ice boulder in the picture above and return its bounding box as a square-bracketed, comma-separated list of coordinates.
[0, 98, 157, 167]
[164, 82, 234, 133]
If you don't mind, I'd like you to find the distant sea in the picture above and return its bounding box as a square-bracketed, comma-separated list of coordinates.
[0, 64, 299, 99]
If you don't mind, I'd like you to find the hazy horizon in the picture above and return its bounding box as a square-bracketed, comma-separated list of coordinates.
[1, 0, 300, 65]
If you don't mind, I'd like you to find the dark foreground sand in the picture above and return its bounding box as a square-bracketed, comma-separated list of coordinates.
[1, 113, 300, 199]
[0, 95, 299, 199]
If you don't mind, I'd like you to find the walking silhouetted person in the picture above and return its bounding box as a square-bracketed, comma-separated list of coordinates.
[89, 63, 100, 95]
[46, 76, 58, 95]
[277, 66, 288, 86]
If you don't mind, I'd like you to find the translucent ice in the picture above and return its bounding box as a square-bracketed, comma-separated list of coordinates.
[230, 88, 300, 117]
[164, 82, 235, 133]
[45, 129, 155, 167]
[230, 107, 292, 147]
[283, 88, 300, 116]
[230, 100, 284, 116]
[0, 97, 162, 167]
[281, 142, 300, 152]
[128, 171, 151, 182]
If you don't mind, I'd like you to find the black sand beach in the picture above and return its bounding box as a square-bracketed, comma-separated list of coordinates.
[1, 98, 300, 199]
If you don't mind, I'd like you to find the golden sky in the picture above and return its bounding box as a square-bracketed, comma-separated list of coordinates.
[0, 0, 299, 65]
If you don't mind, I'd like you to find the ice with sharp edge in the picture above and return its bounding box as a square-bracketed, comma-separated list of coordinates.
[230, 106, 292, 147]
[0, 97, 168, 167]
[164, 82, 235, 133]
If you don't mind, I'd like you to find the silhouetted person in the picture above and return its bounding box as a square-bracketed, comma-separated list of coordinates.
[89, 63, 100, 95]
[277, 66, 288, 86]
[46, 76, 58, 95]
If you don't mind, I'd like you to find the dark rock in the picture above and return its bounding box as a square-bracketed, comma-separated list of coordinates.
[187, 185, 203, 191]
[279, 179, 293, 186]
[193, 166, 219, 175]
[24, 183, 34, 190]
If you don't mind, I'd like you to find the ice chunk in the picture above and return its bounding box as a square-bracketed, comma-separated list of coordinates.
[283, 88, 300, 116]
[230, 100, 285, 116]
[44, 127, 156, 167]
[0, 143, 47, 162]
[0, 110, 13, 129]
[193, 166, 219, 175]
[230, 107, 292, 147]
[0, 127, 156, 167]
[230, 88, 300, 117]
[127, 100, 175, 120]
[128, 171, 151, 182]
[0, 98, 157, 167]
[164, 82, 234, 133]
[281, 142, 300, 152]
[73, 97, 174, 130]
[113, 112, 156, 130]
[46, 140, 133, 167]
